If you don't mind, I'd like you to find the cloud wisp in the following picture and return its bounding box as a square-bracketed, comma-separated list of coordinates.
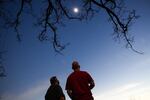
[2, 80, 49, 100]
[94, 82, 150, 100]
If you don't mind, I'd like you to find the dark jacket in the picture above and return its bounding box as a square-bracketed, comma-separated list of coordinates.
[45, 84, 65, 100]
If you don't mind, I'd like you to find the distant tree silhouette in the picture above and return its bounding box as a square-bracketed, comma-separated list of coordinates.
[0, 51, 6, 77]
[0, 0, 143, 77]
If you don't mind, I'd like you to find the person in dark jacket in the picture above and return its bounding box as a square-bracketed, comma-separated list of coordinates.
[45, 76, 65, 100]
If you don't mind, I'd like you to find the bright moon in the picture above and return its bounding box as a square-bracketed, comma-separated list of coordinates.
[73, 7, 79, 13]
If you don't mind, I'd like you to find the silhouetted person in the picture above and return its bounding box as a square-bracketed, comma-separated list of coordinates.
[65, 61, 95, 100]
[45, 76, 65, 100]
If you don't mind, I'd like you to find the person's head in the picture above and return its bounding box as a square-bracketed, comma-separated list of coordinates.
[72, 61, 80, 71]
[50, 76, 59, 85]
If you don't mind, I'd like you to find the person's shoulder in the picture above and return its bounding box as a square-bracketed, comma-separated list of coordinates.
[69, 71, 76, 76]
[67, 72, 74, 79]
[55, 84, 62, 90]
[80, 70, 89, 74]
[81, 71, 92, 77]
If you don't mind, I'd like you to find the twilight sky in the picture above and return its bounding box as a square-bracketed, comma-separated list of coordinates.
[0, 0, 150, 100]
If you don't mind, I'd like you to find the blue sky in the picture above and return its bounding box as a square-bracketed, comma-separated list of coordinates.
[0, 0, 150, 100]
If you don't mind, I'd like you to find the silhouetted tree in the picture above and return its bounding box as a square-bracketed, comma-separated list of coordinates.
[0, 0, 143, 76]
[0, 32, 6, 77]
[0, 51, 6, 77]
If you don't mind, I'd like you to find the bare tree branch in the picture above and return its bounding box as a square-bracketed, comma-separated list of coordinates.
[11, 0, 32, 41]
[0, 0, 143, 54]
[90, 0, 143, 54]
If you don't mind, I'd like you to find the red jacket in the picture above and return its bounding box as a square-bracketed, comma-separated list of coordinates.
[66, 71, 94, 100]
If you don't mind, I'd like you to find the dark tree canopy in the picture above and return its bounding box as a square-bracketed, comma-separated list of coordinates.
[0, 0, 143, 76]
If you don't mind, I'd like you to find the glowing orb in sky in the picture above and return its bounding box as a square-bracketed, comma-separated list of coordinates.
[73, 7, 79, 13]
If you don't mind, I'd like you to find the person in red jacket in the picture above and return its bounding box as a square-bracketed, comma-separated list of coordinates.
[65, 61, 95, 100]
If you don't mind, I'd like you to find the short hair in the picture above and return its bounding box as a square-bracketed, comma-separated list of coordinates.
[72, 61, 80, 70]
[50, 76, 57, 84]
